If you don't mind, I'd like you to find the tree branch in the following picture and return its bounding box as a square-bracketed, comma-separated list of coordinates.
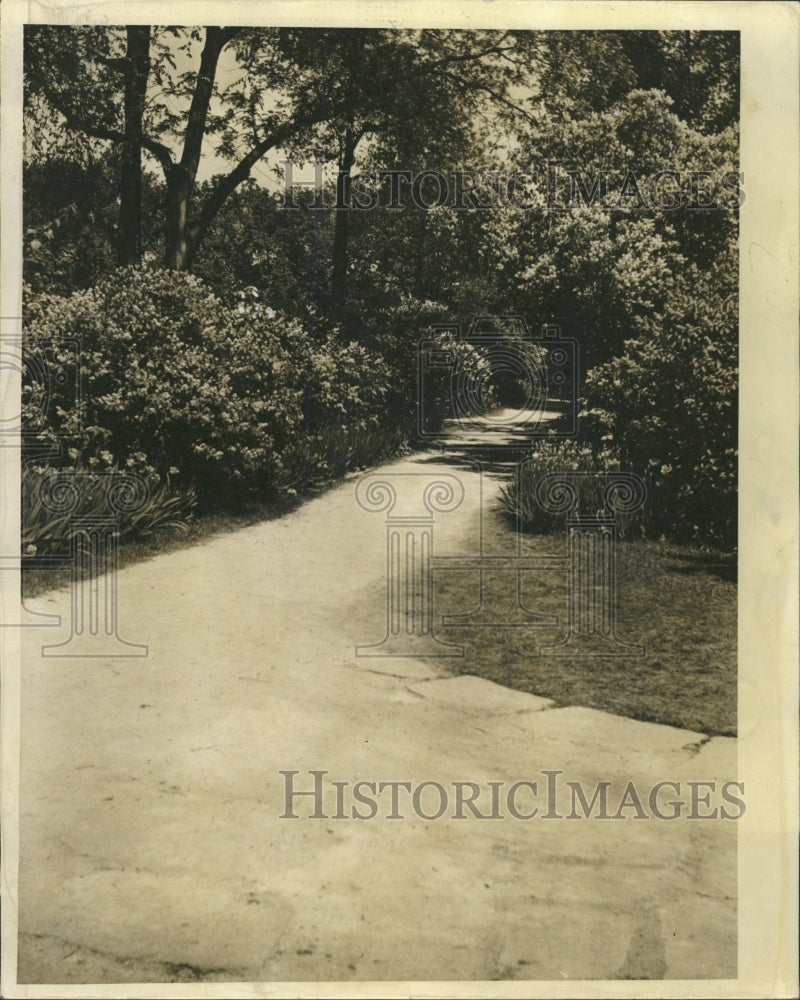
[221, 27, 243, 45]
[178, 27, 228, 179]
[438, 67, 538, 126]
[186, 112, 320, 261]
[410, 34, 516, 78]
[45, 88, 174, 176]
[93, 54, 128, 74]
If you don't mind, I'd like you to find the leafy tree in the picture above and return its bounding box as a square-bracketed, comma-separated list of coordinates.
[23, 155, 118, 295]
[25, 25, 299, 270]
[535, 30, 738, 134]
[189, 179, 327, 310]
[260, 28, 542, 314]
[478, 37, 739, 547]
[25, 25, 160, 266]
[25, 25, 541, 281]
[483, 84, 738, 364]
[619, 31, 739, 134]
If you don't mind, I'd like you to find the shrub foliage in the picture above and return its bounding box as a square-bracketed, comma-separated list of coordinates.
[24, 267, 397, 506]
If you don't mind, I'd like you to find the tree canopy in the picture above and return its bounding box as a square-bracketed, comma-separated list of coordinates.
[23, 26, 739, 546]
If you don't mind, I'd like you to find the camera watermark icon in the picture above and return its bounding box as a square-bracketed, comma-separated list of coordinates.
[417, 316, 578, 446]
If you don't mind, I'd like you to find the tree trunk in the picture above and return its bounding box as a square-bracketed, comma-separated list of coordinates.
[165, 166, 192, 270]
[413, 210, 429, 298]
[330, 124, 357, 314]
[118, 26, 150, 267]
[163, 27, 227, 270]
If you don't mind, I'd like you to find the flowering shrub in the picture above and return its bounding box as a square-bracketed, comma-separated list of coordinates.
[503, 269, 737, 552]
[498, 439, 642, 540]
[581, 255, 737, 549]
[24, 267, 395, 504]
[349, 294, 451, 435]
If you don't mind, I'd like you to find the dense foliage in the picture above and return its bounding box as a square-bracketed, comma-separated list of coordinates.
[23, 28, 739, 549]
[24, 268, 396, 506]
[583, 254, 737, 548]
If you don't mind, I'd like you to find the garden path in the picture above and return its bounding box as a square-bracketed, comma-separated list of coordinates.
[15, 433, 737, 985]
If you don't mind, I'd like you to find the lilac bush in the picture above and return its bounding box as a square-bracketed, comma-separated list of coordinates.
[24, 267, 395, 504]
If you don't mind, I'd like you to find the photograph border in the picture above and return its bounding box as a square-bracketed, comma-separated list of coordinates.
[2, 2, 797, 998]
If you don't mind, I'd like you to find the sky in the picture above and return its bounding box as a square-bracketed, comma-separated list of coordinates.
[155, 30, 325, 190]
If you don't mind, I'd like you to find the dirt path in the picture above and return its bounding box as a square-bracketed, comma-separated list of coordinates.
[14, 444, 737, 986]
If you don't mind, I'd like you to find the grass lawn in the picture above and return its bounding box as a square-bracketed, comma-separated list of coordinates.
[434, 507, 737, 737]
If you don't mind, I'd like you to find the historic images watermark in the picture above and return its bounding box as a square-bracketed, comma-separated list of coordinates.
[2, 325, 149, 655]
[354, 315, 649, 657]
[282, 161, 745, 212]
[278, 770, 746, 821]
[417, 318, 579, 443]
